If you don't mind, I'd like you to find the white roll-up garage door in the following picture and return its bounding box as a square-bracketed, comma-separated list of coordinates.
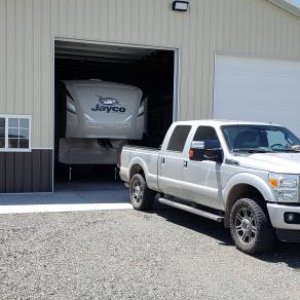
[214, 55, 300, 137]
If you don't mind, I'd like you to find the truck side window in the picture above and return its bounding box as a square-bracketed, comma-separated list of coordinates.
[193, 126, 220, 148]
[167, 125, 192, 152]
[191, 126, 222, 161]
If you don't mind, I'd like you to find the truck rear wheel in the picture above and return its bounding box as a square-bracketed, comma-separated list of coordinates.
[230, 198, 275, 254]
[129, 174, 155, 211]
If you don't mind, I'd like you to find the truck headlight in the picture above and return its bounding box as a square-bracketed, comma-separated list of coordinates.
[269, 173, 299, 203]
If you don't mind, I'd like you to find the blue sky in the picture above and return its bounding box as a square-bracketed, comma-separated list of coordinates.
[285, 0, 300, 7]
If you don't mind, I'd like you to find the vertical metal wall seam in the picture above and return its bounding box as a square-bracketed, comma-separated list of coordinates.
[40, 0, 44, 148]
[6, 0, 15, 114]
[185, 2, 193, 119]
[50, 0, 55, 191]
[33, 0, 41, 148]
[41, 0, 51, 148]
[0, 0, 7, 112]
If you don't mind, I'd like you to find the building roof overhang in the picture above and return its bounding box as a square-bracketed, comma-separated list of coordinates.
[268, 0, 300, 18]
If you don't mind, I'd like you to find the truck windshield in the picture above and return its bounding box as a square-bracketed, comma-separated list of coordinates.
[221, 125, 300, 153]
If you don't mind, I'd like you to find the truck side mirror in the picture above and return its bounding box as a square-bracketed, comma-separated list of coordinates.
[203, 149, 223, 163]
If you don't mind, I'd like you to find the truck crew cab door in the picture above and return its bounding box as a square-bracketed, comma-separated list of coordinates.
[182, 126, 224, 210]
[158, 125, 192, 199]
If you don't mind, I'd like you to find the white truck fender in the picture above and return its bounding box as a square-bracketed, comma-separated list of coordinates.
[127, 156, 150, 178]
[127, 156, 159, 191]
[222, 173, 276, 205]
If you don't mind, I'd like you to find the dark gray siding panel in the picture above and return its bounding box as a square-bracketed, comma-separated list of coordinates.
[32, 150, 41, 192]
[5, 153, 15, 193]
[35, 150, 53, 193]
[23, 152, 33, 193]
[41, 151, 52, 192]
[0, 154, 5, 192]
[0, 149, 53, 193]
[14, 153, 24, 193]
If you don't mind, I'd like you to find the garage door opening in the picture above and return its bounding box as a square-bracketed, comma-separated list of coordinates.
[54, 40, 176, 192]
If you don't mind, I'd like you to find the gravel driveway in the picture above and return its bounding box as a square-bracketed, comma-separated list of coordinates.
[1, 205, 300, 300]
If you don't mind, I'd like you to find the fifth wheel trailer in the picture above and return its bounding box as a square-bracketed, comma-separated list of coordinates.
[58, 79, 146, 166]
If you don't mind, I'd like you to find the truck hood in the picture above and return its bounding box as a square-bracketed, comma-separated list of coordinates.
[233, 152, 300, 174]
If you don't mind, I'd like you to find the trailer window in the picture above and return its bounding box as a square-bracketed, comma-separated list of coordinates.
[0, 115, 31, 151]
[167, 125, 191, 152]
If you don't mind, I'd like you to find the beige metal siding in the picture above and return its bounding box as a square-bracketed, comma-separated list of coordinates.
[0, 0, 300, 148]
[0, 0, 6, 114]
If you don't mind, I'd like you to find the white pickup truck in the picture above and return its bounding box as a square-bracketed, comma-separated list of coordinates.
[120, 120, 300, 254]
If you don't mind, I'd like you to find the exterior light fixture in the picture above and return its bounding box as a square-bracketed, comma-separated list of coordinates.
[172, 1, 189, 12]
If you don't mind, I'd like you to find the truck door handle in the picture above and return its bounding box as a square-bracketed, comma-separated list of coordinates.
[184, 160, 188, 168]
[161, 157, 165, 164]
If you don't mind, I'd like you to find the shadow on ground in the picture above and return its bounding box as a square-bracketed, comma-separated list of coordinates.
[153, 202, 233, 246]
[258, 243, 300, 270]
[154, 202, 300, 270]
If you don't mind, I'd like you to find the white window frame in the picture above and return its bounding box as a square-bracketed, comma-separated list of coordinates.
[0, 114, 32, 152]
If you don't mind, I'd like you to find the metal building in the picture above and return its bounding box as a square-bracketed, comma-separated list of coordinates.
[0, 0, 300, 193]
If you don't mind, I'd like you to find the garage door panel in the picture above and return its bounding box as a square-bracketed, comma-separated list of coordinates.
[214, 55, 300, 137]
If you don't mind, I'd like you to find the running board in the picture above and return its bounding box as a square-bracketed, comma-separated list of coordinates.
[158, 198, 224, 222]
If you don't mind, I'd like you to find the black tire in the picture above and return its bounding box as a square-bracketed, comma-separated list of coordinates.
[129, 174, 155, 211]
[230, 198, 275, 254]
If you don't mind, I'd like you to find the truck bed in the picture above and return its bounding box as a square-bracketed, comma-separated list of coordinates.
[119, 145, 160, 191]
[122, 145, 159, 152]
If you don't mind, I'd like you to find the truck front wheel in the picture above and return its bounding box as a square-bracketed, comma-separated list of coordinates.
[229, 198, 275, 254]
[129, 174, 155, 211]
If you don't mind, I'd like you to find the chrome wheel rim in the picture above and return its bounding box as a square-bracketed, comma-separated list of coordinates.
[235, 207, 257, 244]
[132, 179, 144, 203]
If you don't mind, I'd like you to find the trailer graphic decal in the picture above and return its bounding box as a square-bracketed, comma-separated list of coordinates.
[91, 96, 126, 113]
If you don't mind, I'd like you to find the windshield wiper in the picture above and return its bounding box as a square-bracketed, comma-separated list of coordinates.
[232, 148, 272, 153]
[274, 149, 300, 153]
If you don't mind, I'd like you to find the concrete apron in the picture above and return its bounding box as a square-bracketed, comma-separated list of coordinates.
[0, 182, 132, 214]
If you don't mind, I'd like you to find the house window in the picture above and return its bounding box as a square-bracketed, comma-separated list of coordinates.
[0, 115, 31, 151]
